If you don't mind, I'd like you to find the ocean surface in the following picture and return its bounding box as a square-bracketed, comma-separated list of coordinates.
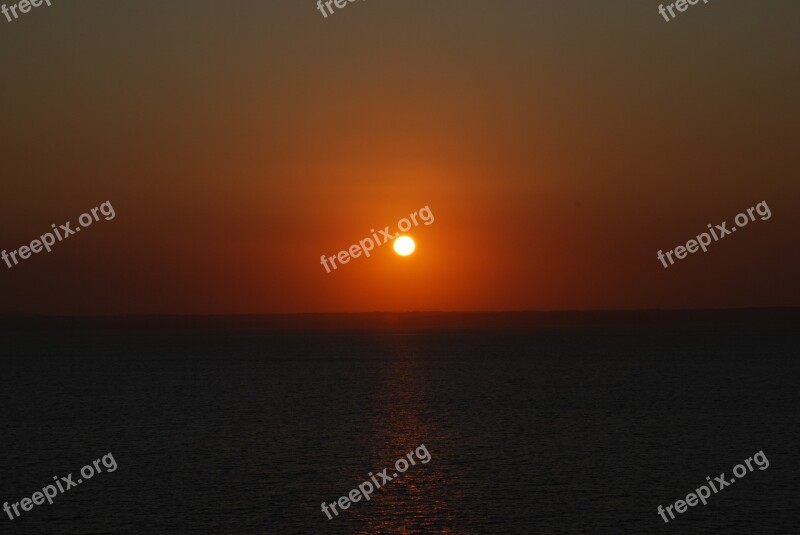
[1, 313, 798, 534]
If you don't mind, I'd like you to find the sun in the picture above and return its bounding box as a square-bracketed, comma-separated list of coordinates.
[393, 235, 415, 256]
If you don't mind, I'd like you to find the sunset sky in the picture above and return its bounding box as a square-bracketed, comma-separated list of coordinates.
[1, 1, 798, 314]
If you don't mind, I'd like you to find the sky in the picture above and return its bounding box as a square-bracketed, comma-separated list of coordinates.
[0, 0, 798, 314]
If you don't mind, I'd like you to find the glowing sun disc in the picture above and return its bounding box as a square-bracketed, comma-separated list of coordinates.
[393, 235, 415, 256]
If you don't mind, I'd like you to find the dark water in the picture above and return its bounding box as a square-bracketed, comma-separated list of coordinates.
[1, 320, 798, 534]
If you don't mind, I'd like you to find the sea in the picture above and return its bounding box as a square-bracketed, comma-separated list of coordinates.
[1, 311, 798, 534]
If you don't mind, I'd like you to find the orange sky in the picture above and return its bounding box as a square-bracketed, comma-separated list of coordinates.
[0, 1, 798, 314]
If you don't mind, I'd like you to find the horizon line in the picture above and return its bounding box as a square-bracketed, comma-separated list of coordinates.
[1, 306, 798, 318]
